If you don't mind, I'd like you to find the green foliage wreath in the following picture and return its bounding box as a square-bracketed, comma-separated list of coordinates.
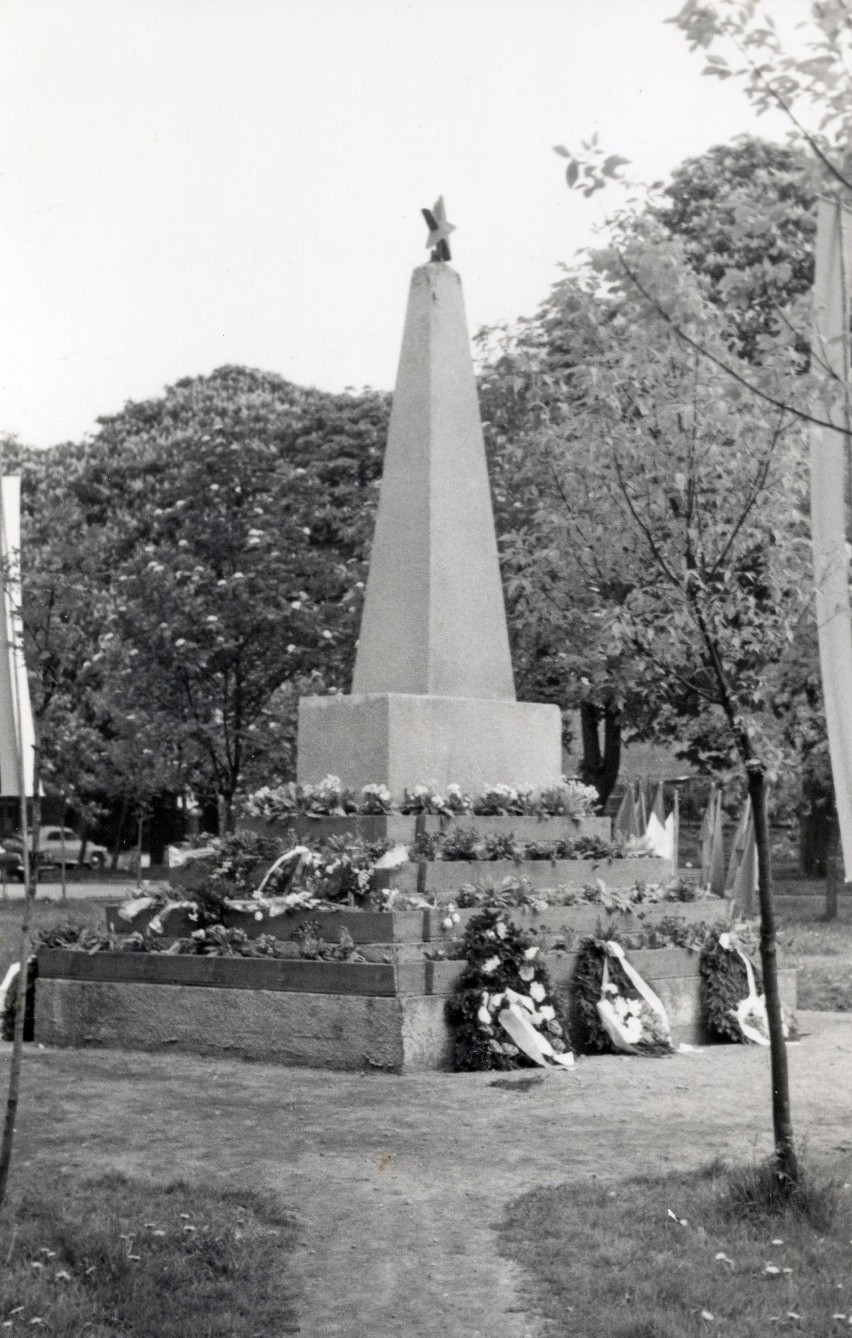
[446, 908, 570, 1071]
[699, 935, 763, 1043]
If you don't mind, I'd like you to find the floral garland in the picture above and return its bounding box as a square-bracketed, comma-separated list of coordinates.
[446, 908, 573, 1071]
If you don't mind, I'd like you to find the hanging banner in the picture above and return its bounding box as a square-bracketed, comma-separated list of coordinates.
[0, 477, 35, 795]
[811, 197, 852, 878]
[613, 785, 639, 840]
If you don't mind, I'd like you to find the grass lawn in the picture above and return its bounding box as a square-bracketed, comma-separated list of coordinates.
[791, 961, 852, 1012]
[499, 1161, 852, 1338]
[776, 907, 852, 1012]
[0, 1169, 299, 1336]
[778, 914, 852, 957]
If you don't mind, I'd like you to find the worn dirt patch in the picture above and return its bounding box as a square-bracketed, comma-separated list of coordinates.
[3, 1013, 851, 1337]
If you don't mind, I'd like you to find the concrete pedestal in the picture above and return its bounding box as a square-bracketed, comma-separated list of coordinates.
[297, 692, 562, 798]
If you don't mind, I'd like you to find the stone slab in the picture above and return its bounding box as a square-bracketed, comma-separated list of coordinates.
[297, 692, 562, 799]
[35, 979, 408, 1071]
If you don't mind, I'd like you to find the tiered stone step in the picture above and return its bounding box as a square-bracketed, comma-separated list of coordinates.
[374, 855, 672, 898]
[34, 812, 796, 1071]
[32, 894, 798, 1073]
[231, 812, 673, 901]
[102, 898, 712, 948]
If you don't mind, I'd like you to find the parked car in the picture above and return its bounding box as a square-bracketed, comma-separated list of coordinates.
[0, 827, 109, 880]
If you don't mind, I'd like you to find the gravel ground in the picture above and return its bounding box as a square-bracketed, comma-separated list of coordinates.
[2, 1013, 851, 1337]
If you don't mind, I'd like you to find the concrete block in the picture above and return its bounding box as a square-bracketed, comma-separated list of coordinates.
[297, 692, 562, 799]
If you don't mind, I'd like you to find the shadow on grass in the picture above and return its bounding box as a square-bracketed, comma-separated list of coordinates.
[0, 1169, 300, 1336]
[498, 1159, 852, 1338]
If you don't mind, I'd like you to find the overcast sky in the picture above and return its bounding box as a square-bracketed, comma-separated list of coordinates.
[0, 0, 810, 448]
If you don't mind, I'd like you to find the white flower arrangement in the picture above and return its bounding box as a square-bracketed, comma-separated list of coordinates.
[401, 783, 448, 814]
[241, 784, 299, 820]
[360, 783, 393, 814]
[441, 902, 462, 930]
[241, 775, 600, 821]
[475, 784, 526, 815]
[561, 778, 600, 815]
[445, 783, 473, 813]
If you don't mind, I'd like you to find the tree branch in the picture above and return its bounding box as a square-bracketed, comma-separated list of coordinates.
[615, 251, 851, 437]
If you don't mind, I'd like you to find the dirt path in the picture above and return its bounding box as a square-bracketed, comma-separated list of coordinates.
[4, 1012, 852, 1337]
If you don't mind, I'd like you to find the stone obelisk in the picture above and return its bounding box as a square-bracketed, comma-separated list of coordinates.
[297, 202, 561, 796]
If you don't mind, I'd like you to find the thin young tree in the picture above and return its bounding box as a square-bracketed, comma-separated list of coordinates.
[507, 228, 810, 1189]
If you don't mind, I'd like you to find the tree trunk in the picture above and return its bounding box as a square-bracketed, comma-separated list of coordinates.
[578, 701, 622, 809]
[136, 811, 144, 889]
[824, 816, 840, 922]
[59, 795, 68, 903]
[31, 757, 41, 893]
[748, 765, 799, 1193]
[798, 774, 832, 876]
[111, 796, 130, 871]
[0, 739, 39, 1210]
[217, 792, 234, 835]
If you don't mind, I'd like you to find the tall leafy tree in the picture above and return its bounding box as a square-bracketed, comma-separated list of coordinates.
[72, 366, 388, 827]
[655, 135, 817, 361]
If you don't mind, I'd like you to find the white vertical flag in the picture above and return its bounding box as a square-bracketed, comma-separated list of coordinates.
[0, 477, 35, 795]
[811, 196, 852, 878]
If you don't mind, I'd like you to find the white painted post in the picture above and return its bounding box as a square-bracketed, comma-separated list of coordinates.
[811, 197, 852, 879]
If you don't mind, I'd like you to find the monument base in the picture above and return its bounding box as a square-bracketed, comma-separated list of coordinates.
[297, 693, 562, 798]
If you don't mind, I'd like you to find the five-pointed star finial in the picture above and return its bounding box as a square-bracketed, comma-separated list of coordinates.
[422, 196, 455, 262]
